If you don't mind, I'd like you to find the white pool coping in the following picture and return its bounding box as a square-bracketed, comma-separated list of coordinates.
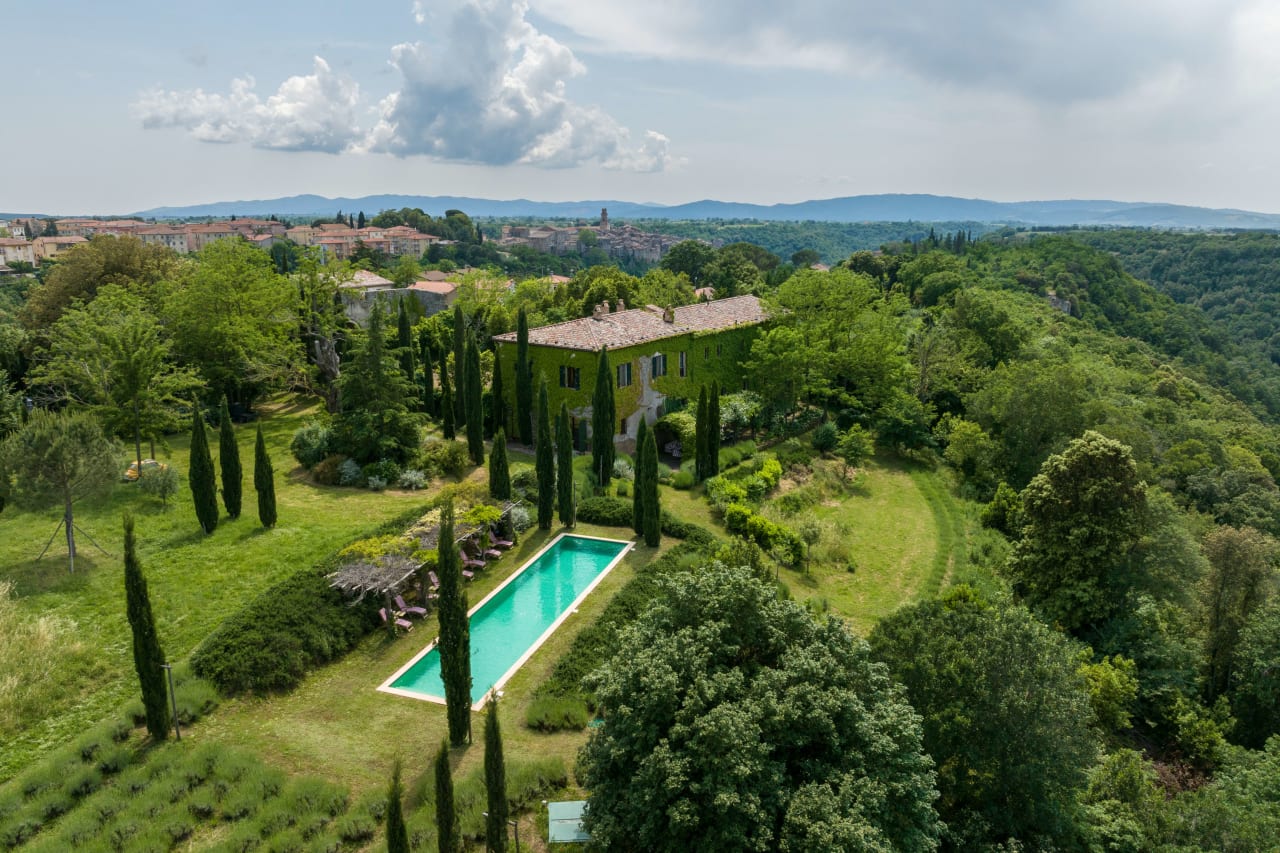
[377, 531, 634, 710]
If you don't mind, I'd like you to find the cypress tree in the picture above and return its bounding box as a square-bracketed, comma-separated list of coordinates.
[441, 362, 456, 440]
[695, 385, 709, 483]
[491, 348, 507, 439]
[489, 428, 511, 500]
[515, 308, 533, 445]
[452, 306, 466, 426]
[420, 328, 436, 416]
[189, 405, 219, 534]
[640, 429, 661, 547]
[484, 697, 509, 853]
[556, 402, 574, 527]
[397, 297, 416, 395]
[254, 424, 276, 528]
[434, 740, 459, 853]
[123, 512, 171, 742]
[386, 759, 409, 853]
[591, 346, 615, 493]
[464, 335, 484, 465]
[436, 500, 472, 746]
[535, 377, 555, 530]
[217, 396, 242, 519]
[709, 380, 722, 478]
[632, 417, 648, 535]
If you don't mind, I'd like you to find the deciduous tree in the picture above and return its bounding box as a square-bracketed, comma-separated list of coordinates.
[579, 565, 941, 852]
[1201, 525, 1277, 701]
[1, 410, 119, 571]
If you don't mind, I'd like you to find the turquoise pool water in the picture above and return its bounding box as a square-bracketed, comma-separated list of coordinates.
[381, 534, 630, 705]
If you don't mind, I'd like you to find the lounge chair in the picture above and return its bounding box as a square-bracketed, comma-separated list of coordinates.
[461, 552, 485, 570]
[483, 547, 502, 559]
[394, 594, 428, 618]
[492, 538, 513, 550]
[379, 607, 413, 632]
[462, 568, 475, 580]
[428, 570, 441, 590]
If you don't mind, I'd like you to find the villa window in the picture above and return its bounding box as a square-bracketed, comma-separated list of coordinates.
[679, 351, 687, 377]
[652, 353, 667, 378]
[559, 365, 581, 389]
[617, 362, 632, 387]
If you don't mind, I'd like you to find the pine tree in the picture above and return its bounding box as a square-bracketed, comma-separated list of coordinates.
[123, 512, 171, 742]
[189, 405, 219, 534]
[701, 384, 711, 479]
[217, 396, 242, 519]
[464, 335, 484, 465]
[254, 423, 276, 528]
[536, 377, 555, 530]
[515, 308, 533, 445]
[640, 429, 661, 547]
[436, 500, 472, 746]
[420, 328, 436, 416]
[386, 759, 409, 853]
[441, 361, 456, 440]
[591, 346, 615, 493]
[709, 381, 722, 478]
[434, 740, 459, 853]
[397, 297, 416, 395]
[452, 306, 466, 426]
[489, 428, 511, 500]
[632, 417, 648, 535]
[484, 697, 509, 853]
[491, 348, 507, 439]
[556, 402, 574, 527]
[357, 210, 366, 229]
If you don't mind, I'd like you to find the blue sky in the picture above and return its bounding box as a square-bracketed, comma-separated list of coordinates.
[6, 1, 1280, 215]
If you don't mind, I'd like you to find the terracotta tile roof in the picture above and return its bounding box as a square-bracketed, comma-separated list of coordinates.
[341, 269, 394, 289]
[494, 294, 767, 352]
[408, 280, 458, 295]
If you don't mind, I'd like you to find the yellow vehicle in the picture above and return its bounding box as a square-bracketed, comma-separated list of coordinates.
[123, 459, 168, 482]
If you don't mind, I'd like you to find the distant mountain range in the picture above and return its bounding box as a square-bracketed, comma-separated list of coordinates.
[9, 193, 1280, 229]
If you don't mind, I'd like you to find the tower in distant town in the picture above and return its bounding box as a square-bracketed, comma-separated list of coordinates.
[600, 207, 609, 230]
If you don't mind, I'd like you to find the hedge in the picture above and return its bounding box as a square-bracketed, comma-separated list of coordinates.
[576, 496, 721, 549]
[190, 505, 429, 695]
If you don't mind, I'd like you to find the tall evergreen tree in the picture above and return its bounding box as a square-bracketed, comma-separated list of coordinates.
[640, 429, 661, 547]
[536, 377, 555, 530]
[452, 306, 466, 426]
[436, 500, 472, 746]
[440, 361, 456, 440]
[396, 297, 416, 396]
[254, 424, 276, 528]
[357, 210, 366, 229]
[484, 696, 510, 853]
[591, 346, 615, 493]
[695, 385, 709, 483]
[217, 396, 242, 519]
[491, 348, 507, 439]
[434, 740, 459, 853]
[556, 402, 575, 527]
[515, 308, 533, 445]
[633, 417, 648, 535]
[464, 335, 484, 465]
[489, 428, 511, 500]
[419, 328, 436, 416]
[709, 381, 722, 478]
[386, 759, 409, 853]
[123, 512, 171, 742]
[333, 305, 418, 464]
[189, 405, 219, 533]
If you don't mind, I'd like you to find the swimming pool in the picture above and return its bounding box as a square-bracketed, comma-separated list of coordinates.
[379, 533, 632, 708]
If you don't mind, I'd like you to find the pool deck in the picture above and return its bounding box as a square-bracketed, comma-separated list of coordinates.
[376, 531, 634, 710]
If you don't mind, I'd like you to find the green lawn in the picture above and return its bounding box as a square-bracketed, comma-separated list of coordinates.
[0, 398, 430, 781]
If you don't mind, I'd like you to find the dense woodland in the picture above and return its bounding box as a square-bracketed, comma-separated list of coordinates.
[1, 219, 1279, 851]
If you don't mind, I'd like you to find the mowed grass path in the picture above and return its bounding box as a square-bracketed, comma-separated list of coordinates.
[0, 398, 428, 781]
[772, 455, 962, 635]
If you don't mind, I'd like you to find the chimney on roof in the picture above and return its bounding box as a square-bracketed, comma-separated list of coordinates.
[593, 302, 608, 319]
[662, 305, 675, 323]
[616, 298, 625, 312]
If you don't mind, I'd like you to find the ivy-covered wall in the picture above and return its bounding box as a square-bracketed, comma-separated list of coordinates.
[494, 322, 762, 452]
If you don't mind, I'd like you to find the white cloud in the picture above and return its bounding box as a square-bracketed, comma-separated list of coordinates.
[363, 0, 671, 171]
[133, 57, 362, 153]
[133, 1, 671, 172]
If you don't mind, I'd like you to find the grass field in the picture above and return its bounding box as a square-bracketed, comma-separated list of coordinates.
[0, 399, 430, 781]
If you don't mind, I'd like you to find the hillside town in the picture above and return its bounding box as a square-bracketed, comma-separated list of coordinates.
[495, 208, 686, 263]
